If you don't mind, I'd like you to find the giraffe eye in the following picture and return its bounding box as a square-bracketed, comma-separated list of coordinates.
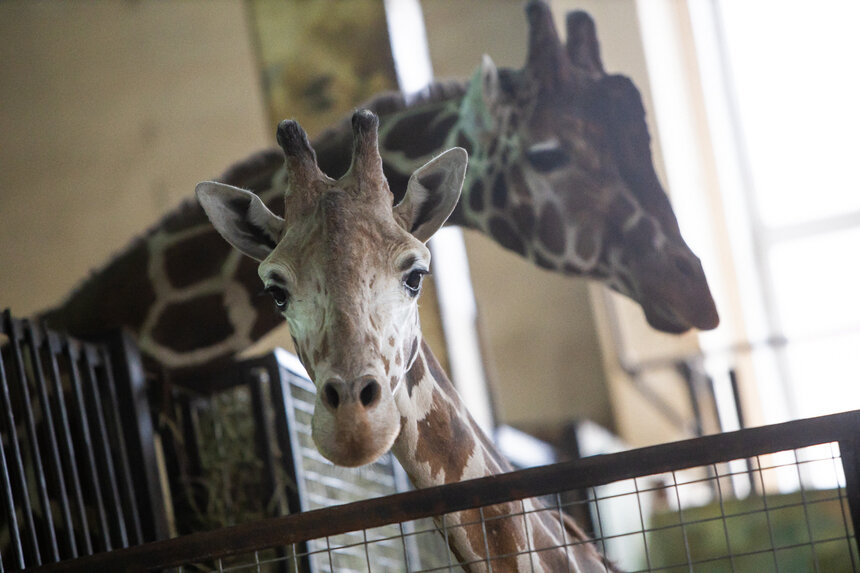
[265, 285, 290, 309]
[403, 269, 428, 296]
[525, 143, 570, 173]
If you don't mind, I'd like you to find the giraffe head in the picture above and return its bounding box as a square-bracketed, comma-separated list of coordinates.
[197, 111, 467, 467]
[457, 1, 719, 332]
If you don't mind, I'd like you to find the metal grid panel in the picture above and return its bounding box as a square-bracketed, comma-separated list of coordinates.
[29, 409, 860, 573]
[162, 442, 857, 572]
[0, 311, 162, 571]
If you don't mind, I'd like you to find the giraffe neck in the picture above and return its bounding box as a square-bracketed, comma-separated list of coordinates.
[391, 340, 612, 573]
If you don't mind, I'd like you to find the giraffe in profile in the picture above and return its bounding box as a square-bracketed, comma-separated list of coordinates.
[43, 1, 717, 379]
[198, 110, 618, 572]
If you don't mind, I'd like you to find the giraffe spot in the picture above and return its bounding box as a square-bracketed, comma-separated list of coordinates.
[414, 391, 474, 483]
[315, 133, 352, 180]
[422, 340, 458, 401]
[488, 217, 526, 256]
[467, 179, 485, 213]
[388, 336, 395, 347]
[455, 131, 474, 156]
[537, 203, 566, 255]
[533, 250, 557, 270]
[575, 224, 600, 262]
[627, 217, 657, 249]
[491, 173, 507, 209]
[486, 137, 498, 158]
[41, 241, 156, 336]
[151, 294, 234, 352]
[608, 194, 637, 226]
[404, 352, 425, 397]
[383, 162, 411, 204]
[219, 148, 284, 197]
[163, 230, 233, 289]
[384, 110, 457, 160]
[464, 503, 524, 568]
[162, 198, 210, 233]
[407, 338, 419, 366]
[512, 204, 535, 238]
[509, 165, 531, 200]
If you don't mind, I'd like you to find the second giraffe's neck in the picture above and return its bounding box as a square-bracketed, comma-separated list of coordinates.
[391, 340, 611, 573]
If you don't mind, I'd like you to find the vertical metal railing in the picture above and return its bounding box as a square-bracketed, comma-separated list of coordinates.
[0, 310, 165, 570]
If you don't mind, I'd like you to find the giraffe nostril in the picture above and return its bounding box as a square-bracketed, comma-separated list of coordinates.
[359, 379, 381, 408]
[322, 381, 341, 409]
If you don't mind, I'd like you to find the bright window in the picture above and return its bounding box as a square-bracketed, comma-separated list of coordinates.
[699, 0, 860, 421]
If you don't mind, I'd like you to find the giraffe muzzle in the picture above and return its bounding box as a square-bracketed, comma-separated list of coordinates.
[320, 376, 382, 411]
[312, 375, 401, 467]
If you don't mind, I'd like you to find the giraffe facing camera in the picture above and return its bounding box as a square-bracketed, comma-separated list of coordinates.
[197, 110, 616, 572]
[197, 110, 466, 468]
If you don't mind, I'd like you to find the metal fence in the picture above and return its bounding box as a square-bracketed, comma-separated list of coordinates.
[0, 310, 166, 572]
[21, 403, 860, 572]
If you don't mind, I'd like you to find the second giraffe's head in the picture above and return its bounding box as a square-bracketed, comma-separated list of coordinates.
[198, 110, 467, 467]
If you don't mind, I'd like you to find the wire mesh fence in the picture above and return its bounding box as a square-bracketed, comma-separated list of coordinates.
[24, 407, 860, 573]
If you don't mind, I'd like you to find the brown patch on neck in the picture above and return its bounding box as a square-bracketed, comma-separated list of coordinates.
[461, 504, 526, 571]
[414, 390, 475, 484]
[404, 351, 425, 397]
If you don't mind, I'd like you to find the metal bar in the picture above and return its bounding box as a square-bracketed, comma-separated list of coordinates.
[27, 409, 860, 573]
[103, 330, 168, 542]
[247, 368, 289, 573]
[178, 394, 206, 526]
[64, 338, 112, 552]
[0, 347, 26, 570]
[269, 358, 309, 515]
[267, 356, 313, 573]
[840, 432, 860, 561]
[727, 368, 747, 429]
[24, 320, 77, 559]
[79, 344, 128, 548]
[44, 331, 91, 557]
[677, 361, 705, 436]
[4, 310, 57, 563]
[96, 345, 143, 545]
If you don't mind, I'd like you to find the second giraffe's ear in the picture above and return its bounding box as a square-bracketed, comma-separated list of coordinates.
[394, 148, 468, 243]
[196, 181, 285, 262]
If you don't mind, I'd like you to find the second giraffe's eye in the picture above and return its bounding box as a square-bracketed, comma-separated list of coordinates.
[525, 143, 570, 173]
[403, 269, 428, 296]
[265, 285, 290, 309]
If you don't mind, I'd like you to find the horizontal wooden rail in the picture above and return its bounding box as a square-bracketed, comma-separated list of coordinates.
[29, 409, 860, 573]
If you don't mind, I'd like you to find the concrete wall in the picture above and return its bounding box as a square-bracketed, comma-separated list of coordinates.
[0, 1, 269, 317]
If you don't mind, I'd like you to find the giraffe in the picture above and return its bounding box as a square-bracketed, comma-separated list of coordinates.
[197, 109, 617, 573]
[41, 1, 717, 379]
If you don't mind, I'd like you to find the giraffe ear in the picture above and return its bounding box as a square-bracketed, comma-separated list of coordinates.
[196, 181, 285, 261]
[394, 147, 467, 243]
